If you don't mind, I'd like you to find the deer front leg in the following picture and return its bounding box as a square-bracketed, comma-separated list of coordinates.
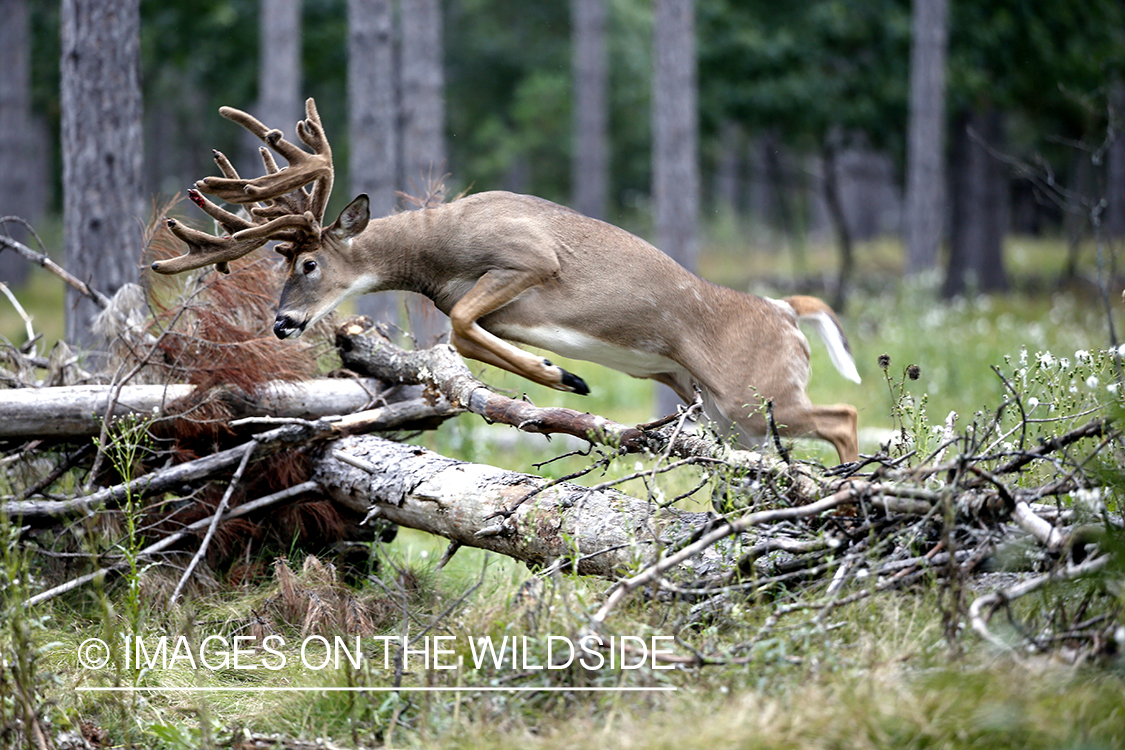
[448, 270, 590, 394]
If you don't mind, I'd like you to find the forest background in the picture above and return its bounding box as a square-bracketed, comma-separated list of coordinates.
[2, 1, 1125, 749]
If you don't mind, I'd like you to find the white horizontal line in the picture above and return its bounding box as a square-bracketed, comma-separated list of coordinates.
[76, 685, 676, 693]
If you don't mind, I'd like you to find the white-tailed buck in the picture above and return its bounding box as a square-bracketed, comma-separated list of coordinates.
[153, 99, 862, 463]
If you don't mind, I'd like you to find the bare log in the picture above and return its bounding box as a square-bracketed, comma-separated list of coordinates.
[4, 398, 453, 523]
[0, 377, 397, 438]
[314, 434, 718, 578]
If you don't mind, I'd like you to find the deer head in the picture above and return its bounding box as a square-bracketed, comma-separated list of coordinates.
[152, 98, 369, 338]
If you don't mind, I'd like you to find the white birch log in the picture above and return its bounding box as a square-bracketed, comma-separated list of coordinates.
[0, 378, 391, 438]
[315, 434, 721, 579]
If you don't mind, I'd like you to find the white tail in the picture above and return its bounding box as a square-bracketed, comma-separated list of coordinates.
[785, 295, 862, 384]
[152, 99, 862, 464]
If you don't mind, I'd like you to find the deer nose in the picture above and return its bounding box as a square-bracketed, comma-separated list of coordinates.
[274, 315, 299, 339]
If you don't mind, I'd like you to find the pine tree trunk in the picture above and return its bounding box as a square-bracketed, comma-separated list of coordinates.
[904, 0, 949, 275]
[400, 0, 448, 347]
[350, 0, 401, 325]
[258, 0, 302, 135]
[1105, 83, 1125, 240]
[944, 108, 1009, 297]
[571, 0, 609, 220]
[400, 0, 445, 192]
[652, 0, 698, 419]
[0, 0, 38, 288]
[714, 120, 744, 215]
[61, 0, 143, 351]
[822, 142, 855, 313]
[653, 0, 698, 270]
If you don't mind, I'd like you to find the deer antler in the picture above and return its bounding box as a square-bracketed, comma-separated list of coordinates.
[152, 98, 334, 275]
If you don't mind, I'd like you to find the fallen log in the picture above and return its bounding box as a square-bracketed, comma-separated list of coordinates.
[3, 397, 456, 523]
[315, 434, 720, 578]
[0, 377, 393, 438]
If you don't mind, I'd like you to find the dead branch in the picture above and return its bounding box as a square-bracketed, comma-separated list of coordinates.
[169, 440, 257, 604]
[591, 483, 861, 625]
[3, 403, 442, 524]
[24, 481, 320, 607]
[968, 553, 1113, 653]
[335, 316, 647, 448]
[0, 233, 110, 309]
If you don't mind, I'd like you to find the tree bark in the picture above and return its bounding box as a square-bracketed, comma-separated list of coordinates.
[944, 108, 1009, 297]
[316, 434, 715, 578]
[822, 141, 855, 313]
[714, 120, 744, 216]
[652, 0, 699, 271]
[571, 0, 609, 220]
[399, 0, 448, 347]
[1105, 82, 1125, 240]
[904, 0, 949, 275]
[400, 0, 445, 193]
[0, 377, 402, 439]
[349, 0, 398, 219]
[349, 0, 401, 326]
[652, 0, 699, 419]
[258, 0, 303, 144]
[0, 0, 38, 287]
[61, 0, 144, 351]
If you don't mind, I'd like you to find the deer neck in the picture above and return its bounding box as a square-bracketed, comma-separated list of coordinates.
[351, 207, 460, 305]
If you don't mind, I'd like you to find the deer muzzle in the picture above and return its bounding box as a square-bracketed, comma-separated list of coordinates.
[273, 314, 306, 339]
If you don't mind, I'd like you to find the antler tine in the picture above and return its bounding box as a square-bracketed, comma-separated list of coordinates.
[293, 98, 334, 222]
[153, 98, 334, 276]
[187, 187, 254, 236]
[253, 146, 314, 218]
[196, 98, 333, 215]
[151, 212, 319, 276]
[152, 219, 271, 275]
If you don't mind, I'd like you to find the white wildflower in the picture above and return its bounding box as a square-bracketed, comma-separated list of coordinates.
[1037, 351, 1055, 368]
[1075, 349, 1090, 363]
[1019, 347, 1028, 365]
[1027, 396, 1040, 408]
[1109, 383, 1120, 395]
[1071, 488, 1105, 514]
[1086, 375, 1099, 389]
[1059, 357, 1070, 370]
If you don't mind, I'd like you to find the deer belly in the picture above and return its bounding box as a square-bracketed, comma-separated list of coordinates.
[496, 324, 681, 379]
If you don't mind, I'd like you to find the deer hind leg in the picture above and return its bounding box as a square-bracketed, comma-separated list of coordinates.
[448, 269, 590, 394]
[715, 389, 858, 465]
[768, 402, 859, 465]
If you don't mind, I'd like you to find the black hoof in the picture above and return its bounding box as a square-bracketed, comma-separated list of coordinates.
[561, 370, 590, 395]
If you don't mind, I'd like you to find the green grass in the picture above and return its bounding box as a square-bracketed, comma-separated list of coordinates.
[2, 228, 1123, 749]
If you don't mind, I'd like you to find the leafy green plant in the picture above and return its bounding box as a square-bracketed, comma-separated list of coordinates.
[92, 412, 158, 637]
[1, 515, 65, 749]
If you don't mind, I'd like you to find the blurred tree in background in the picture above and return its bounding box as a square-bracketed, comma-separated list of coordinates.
[11, 0, 1125, 306]
[60, 0, 143, 348]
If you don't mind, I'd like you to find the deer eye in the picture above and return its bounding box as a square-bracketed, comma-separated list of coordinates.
[302, 259, 317, 275]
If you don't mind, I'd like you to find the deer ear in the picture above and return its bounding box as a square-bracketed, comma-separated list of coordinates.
[329, 194, 370, 240]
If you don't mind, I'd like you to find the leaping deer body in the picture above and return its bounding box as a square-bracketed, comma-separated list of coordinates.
[154, 99, 862, 463]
